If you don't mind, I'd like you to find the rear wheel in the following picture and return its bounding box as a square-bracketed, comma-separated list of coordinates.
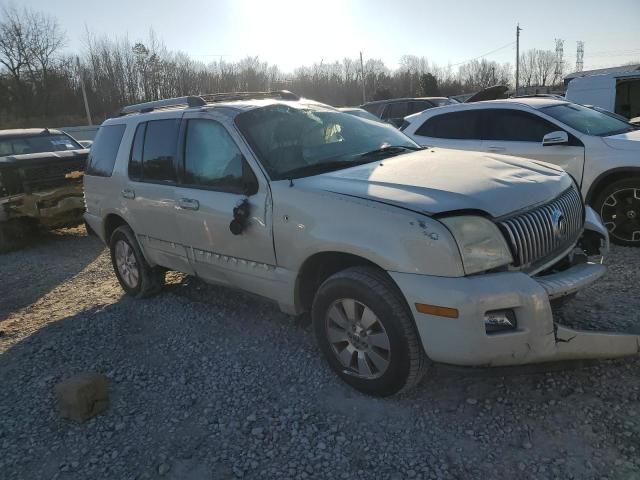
[312, 266, 428, 396]
[593, 177, 640, 246]
[109, 225, 164, 298]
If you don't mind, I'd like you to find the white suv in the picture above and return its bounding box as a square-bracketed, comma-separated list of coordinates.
[402, 98, 640, 246]
[84, 92, 632, 396]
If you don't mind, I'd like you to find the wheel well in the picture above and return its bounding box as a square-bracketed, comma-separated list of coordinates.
[586, 169, 640, 205]
[103, 214, 128, 242]
[295, 252, 381, 313]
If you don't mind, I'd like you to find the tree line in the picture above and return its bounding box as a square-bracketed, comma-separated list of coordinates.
[0, 5, 567, 128]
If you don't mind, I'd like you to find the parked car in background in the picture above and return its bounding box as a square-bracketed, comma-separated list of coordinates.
[360, 97, 457, 127]
[0, 129, 88, 251]
[338, 107, 383, 122]
[565, 71, 640, 120]
[402, 98, 640, 246]
[83, 91, 621, 396]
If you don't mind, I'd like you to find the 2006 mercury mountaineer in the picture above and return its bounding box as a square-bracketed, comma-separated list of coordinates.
[84, 91, 634, 396]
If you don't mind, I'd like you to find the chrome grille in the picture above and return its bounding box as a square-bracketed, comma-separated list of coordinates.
[498, 187, 584, 269]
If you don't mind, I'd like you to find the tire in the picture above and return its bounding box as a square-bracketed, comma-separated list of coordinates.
[311, 266, 428, 396]
[109, 225, 164, 298]
[592, 176, 640, 246]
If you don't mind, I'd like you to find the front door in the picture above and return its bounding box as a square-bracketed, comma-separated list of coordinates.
[173, 113, 277, 295]
[481, 109, 585, 183]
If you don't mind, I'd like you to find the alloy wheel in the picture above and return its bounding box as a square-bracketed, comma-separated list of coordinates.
[324, 298, 391, 379]
[600, 187, 640, 244]
[115, 239, 140, 288]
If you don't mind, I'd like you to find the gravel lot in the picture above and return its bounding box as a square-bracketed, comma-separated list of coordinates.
[1, 227, 639, 480]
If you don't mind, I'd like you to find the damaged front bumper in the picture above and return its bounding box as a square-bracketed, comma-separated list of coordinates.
[391, 221, 638, 367]
[0, 184, 85, 228]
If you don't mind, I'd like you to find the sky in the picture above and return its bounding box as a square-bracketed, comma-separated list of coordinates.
[7, 0, 640, 73]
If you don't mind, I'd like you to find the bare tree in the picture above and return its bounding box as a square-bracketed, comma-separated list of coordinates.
[0, 5, 64, 118]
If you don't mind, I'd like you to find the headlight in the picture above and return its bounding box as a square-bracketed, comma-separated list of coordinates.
[440, 216, 513, 275]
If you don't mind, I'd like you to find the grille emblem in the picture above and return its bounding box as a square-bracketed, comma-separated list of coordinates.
[551, 208, 565, 238]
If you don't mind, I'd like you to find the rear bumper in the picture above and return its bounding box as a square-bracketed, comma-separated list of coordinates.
[391, 260, 638, 367]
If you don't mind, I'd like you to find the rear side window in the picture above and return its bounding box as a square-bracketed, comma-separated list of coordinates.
[483, 109, 556, 142]
[383, 102, 409, 120]
[362, 103, 385, 118]
[415, 111, 482, 139]
[128, 123, 145, 180]
[128, 119, 179, 183]
[408, 101, 432, 115]
[86, 124, 126, 177]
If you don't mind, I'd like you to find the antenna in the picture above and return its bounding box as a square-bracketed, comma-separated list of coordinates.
[576, 41, 584, 72]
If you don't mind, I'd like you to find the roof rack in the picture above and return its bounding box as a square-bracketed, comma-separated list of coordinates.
[118, 90, 300, 116]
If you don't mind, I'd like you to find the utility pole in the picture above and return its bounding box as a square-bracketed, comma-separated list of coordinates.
[360, 51, 366, 104]
[76, 57, 93, 126]
[515, 23, 522, 95]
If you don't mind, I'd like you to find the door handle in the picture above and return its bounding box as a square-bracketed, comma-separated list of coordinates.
[122, 189, 135, 199]
[486, 146, 506, 152]
[178, 198, 199, 210]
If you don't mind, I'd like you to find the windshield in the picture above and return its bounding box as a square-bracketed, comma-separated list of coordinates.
[0, 133, 82, 156]
[235, 105, 419, 179]
[540, 103, 635, 137]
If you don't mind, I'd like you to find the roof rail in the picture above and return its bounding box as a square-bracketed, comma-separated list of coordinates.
[119, 96, 206, 116]
[199, 90, 300, 103]
[118, 90, 300, 116]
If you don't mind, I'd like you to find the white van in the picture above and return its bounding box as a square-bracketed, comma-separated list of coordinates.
[565, 72, 640, 120]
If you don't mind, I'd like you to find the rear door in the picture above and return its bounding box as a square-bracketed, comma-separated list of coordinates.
[124, 116, 193, 273]
[481, 108, 585, 182]
[173, 112, 276, 291]
[410, 110, 484, 150]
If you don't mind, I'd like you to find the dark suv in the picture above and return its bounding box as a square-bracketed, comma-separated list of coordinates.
[360, 97, 457, 127]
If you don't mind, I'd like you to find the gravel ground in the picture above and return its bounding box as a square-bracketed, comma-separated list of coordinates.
[0, 227, 639, 480]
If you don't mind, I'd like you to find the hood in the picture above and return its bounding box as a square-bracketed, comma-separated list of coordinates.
[295, 149, 572, 218]
[601, 129, 640, 151]
[464, 85, 509, 103]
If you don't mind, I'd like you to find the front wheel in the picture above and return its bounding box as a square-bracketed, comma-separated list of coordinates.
[312, 266, 428, 396]
[109, 225, 164, 298]
[593, 177, 640, 246]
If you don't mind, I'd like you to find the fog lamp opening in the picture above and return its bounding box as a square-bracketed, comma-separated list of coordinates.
[484, 309, 517, 334]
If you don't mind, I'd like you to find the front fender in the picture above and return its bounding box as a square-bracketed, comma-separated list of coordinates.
[271, 182, 464, 277]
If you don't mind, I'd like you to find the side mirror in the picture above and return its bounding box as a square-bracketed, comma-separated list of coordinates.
[542, 131, 569, 146]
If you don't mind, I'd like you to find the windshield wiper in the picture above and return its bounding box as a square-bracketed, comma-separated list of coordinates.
[358, 145, 422, 159]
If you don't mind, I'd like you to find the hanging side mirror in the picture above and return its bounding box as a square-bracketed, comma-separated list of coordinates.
[229, 198, 251, 235]
[542, 131, 569, 146]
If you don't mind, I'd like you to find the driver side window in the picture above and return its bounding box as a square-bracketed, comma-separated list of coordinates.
[184, 119, 249, 192]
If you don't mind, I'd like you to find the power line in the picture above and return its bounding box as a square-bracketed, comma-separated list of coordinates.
[449, 40, 516, 67]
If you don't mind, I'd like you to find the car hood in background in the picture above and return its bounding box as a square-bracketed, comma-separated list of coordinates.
[601, 129, 640, 151]
[464, 85, 509, 103]
[295, 149, 572, 218]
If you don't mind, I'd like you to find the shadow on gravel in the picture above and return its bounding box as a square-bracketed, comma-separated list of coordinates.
[0, 227, 104, 321]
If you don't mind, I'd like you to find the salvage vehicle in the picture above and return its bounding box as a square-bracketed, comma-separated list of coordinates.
[84, 91, 627, 397]
[360, 97, 457, 127]
[402, 98, 640, 246]
[0, 129, 87, 251]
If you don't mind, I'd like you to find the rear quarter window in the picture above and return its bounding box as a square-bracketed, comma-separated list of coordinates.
[414, 111, 482, 139]
[86, 124, 126, 177]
